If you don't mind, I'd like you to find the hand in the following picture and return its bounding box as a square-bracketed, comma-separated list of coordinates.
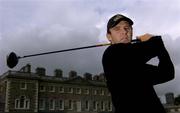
[137, 33, 154, 42]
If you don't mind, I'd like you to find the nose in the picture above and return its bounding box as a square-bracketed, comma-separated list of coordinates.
[120, 28, 128, 34]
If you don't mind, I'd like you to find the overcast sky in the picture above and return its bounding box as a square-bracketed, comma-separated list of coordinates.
[0, 0, 180, 98]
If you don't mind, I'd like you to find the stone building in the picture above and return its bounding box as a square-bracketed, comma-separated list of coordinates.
[0, 64, 113, 113]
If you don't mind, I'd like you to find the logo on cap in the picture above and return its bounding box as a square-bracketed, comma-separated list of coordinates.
[113, 15, 123, 22]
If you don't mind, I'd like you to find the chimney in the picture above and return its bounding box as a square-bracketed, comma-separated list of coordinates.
[20, 64, 31, 73]
[36, 67, 46, 76]
[93, 75, 99, 81]
[165, 92, 175, 105]
[83, 72, 92, 80]
[54, 69, 63, 78]
[69, 70, 77, 79]
[99, 73, 105, 81]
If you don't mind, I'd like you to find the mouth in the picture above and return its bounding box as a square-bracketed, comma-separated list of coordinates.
[120, 38, 130, 43]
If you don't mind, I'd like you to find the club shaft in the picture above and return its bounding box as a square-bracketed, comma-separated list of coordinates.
[19, 43, 110, 59]
[19, 39, 140, 59]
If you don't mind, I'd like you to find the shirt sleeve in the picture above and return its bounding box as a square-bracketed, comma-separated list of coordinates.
[142, 36, 175, 85]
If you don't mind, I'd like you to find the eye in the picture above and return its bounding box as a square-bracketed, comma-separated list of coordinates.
[113, 26, 120, 31]
[124, 27, 131, 31]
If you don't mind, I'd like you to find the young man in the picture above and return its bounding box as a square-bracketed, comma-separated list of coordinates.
[102, 14, 174, 113]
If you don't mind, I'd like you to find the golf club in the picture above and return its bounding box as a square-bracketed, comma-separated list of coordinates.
[6, 39, 140, 68]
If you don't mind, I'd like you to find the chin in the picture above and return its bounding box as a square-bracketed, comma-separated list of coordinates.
[121, 39, 131, 44]
[124, 41, 130, 44]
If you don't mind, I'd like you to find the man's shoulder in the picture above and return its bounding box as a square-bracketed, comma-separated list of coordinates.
[104, 43, 130, 52]
[102, 43, 132, 63]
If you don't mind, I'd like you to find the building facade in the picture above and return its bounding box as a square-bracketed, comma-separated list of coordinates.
[0, 64, 113, 113]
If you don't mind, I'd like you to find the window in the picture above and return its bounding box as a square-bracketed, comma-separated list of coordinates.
[0, 86, 3, 92]
[94, 90, 97, 95]
[15, 99, 20, 109]
[15, 96, 30, 109]
[39, 99, 45, 110]
[93, 101, 98, 111]
[49, 99, 55, 110]
[59, 100, 64, 110]
[20, 82, 27, 90]
[68, 87, 73, 93]
[100, 89, 104, 95]
[68, 100, 73, 110]
[101, 101, 105, 111]
[76, 101, 81, 112]
[49, 86, 55, 92]
[40, 85, 45, 92]
[85, 100, 89, 111]
[25, 99, 30, 109]
[84, 88, 89, 94]
[20, 96, 25, 108]
[76, 88, 81, 94]
[107, 91, 111, 96]
[59, 87, 64, 93]
[108, 101, 112, 111]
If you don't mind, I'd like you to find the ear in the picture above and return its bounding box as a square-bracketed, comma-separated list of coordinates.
[106, 33, 112, 42]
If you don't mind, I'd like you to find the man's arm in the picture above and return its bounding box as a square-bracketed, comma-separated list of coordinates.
[102, 36, 174, 85]
[140, 36, 175, 85]
[144, 63, 174, 85]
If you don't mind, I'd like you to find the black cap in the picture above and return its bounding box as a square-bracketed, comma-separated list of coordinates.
[107, 14, 133, 33]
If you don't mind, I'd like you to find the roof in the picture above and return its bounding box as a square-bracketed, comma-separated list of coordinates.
[0, 70, 107, 87]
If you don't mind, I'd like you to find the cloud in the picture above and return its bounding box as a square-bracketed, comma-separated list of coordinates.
[163, 36, 180, 65]
[0, 0, 103, 76]
[0, 23, 102, 74]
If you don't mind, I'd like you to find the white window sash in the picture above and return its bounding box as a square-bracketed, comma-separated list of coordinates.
[68, 100, 73, 110]
[39, 99, 45, 110]
[40, 86, 46, 92]
[15, 99, 20, 109]
[20, 82, 27, 90]
[49, 86, 55, 92]
[93, 101, 98, 111]
[49, 99, 55, 110]
[85, 100, 89, 111]
[14, 96, 30, 109]
[76, 88, 81, 94]
[85, 89, 89, 94]
[59, 87, 64, 93]
[68, 88, 73, 93]
[59, 100, 64, 110]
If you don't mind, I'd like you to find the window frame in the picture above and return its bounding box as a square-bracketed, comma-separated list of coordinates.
[59, 86, 64, 93]
[85, 100, 90, 111]
[76, 88, 81, 94]
[20, 82, 27, 90]
[39, 98, 45, 110]
[49, 86, 55, 92]
[68, 100, 73, 110]
[14, 96, 30, 109]
[84, 88, 89, 95]
[59, 99, 64, 110]
[49, 99, 55, 110]
[40, 85, 46, 92]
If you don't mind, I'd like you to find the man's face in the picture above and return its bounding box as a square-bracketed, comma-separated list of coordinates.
[107, 21, 133, 44]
